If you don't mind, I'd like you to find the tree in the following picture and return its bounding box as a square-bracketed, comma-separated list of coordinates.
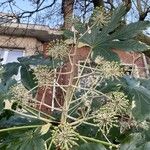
[61, 0, 74, 29]
[0, 4, 150, 150]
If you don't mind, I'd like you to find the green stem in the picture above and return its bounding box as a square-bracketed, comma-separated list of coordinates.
[74, 132, 87, 143]
[80, 135, 118, 148]
[0, 125, 42, 133]
[47, 139, 53, 150]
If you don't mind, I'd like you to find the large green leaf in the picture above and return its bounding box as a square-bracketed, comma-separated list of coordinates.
[120, 133, 145, 150]
[20, 65, 37, 90]
[2, 62, 21, 82]
[96, 78, 123, 93]
[123, 77, 150, 121]
[18, 54, 62, 68]
[102, 4, 127, 34]
[111, 21, 150, 40]
[130, 86, 150, 121]
[92, 46, 120, 61]
[63, 29, 74, 39]
[107, 40, 149, 52]
[80, 26, 101, 47]
[140, 79, 150, 91]
[2, 130, 47, 150]
[76, 143, 106, 150]
[18, 136, 47, 150]
[0, 79, 17, 111]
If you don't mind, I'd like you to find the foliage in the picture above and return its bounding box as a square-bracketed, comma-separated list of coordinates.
[0, 4, 150, 150]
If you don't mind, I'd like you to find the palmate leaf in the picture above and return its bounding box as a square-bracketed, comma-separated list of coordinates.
[76, 143, 106, 150]
[18, 54, 63, 68]
[120, 133, 145, 150]
[79, 5, 150, 62]
[6, 137, 47, 150]
[2, 130, 47, 150]
[107, 40, 149, 52]
[110, 21, 150, 40]
[80, 26, 101, 47]
[102, 4, 127, 34]
[2, 62, 21, 82]
[18, 136, 46, 150]
[0, 79, 16, 111]
[20, 65, 37, 90]
[96, 78, 123, 93]
[80, 5, 127, 47]
[122, 77, 150, 121]
[129, 86, 150, 121]
[92, 46, 119, 61]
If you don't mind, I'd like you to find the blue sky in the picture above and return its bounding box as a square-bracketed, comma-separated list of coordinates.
[0, 0, 149, 33]
[0, 0, 63, 28]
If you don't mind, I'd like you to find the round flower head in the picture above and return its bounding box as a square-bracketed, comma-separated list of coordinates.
[107, 92, 129, 113]
[33, 65, 55, 87]
[94, 108, 118, 134]
[95, 56, 123, 80]
[92, 7, 111, 27]
[52, 123, 78, 149]
[10, 83, 32, 105]
[46, 40, 70, 59]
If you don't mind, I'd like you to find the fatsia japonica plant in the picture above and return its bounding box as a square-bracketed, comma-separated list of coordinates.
[1, 3, 150, 150]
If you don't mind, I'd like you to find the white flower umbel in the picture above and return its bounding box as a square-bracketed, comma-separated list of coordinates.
[52, 123, 78, 149]
[33, 65, 55, 87]
[47, 40, 70, 59]
[91, 6, 111, 27]
[10, 83, 33, 105]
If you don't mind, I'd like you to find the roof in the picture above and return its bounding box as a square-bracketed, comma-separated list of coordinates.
[0, 22, 63, 42]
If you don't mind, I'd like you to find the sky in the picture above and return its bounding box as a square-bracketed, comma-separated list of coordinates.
[0, 0, 63, 28]
[0, 0, 150, 33]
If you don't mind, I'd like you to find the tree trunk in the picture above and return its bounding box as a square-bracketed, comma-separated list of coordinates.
[62, 0, 74, 30]
[122, 0, 131, 12]
[92, 0, 104, 8]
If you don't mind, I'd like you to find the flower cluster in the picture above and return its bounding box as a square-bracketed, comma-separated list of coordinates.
[91, 7, 111, 27]
[94, 108, 118, 134]
[93, 91, 130, 134]
[95, 56, 123, 80]
[107, 92, 129, 113]
[33, 65, 55, 87]
[52, 123, 78, 149]
[10, 84, 32, 105]
[46, 40, 70, 59]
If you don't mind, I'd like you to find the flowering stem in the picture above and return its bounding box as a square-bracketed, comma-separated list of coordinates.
[80, 135, 118, 148]
[61, 28, 78, 124]
[47, 139, 54, 150]
[0, 125, 42, 133]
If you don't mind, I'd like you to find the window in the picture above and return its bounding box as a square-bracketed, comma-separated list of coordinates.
[0, 48, 25, 80]
[0, 48, 24, 64]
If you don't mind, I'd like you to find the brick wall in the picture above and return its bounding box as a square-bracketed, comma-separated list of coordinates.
[36, 45, 148, 114]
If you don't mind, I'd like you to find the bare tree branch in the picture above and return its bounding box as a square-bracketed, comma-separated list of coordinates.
[18, 0, 57, 18]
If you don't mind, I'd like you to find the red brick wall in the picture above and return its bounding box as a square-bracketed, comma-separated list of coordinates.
[114, 50, 146, 78]
[36, 44, 147, 114]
